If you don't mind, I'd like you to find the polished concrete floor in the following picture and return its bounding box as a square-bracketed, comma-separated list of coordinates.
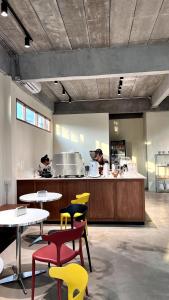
[0, 191, 169, 299]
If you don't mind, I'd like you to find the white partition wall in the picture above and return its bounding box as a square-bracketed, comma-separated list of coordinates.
[146, 111, 169, 191]
[53, 113, 109, 165]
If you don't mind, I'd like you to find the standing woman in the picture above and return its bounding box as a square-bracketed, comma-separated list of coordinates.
[38, 154, 53, 177]
[94, 149, 109, 175]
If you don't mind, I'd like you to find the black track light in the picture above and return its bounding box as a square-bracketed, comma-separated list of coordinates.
[54, 81, 59, 84]
[62, 87, 66, 95]
[68, 96, 72, 104]
[120, 77, 124, 80]
[118, 90, 121, 95]
[1, 0, 33, 47]
[1, 1, 8, 17]
[118, 86, 122, 90]
[25, 36, 30, 48]
[119, 80, 123, 86]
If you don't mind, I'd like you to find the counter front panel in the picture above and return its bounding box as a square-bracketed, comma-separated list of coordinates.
[17, 178, 145, 223]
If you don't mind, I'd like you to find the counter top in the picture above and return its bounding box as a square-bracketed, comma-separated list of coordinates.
[17, 172, 145, 180]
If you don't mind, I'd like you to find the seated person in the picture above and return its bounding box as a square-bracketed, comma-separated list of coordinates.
[38, 154, 53, 178]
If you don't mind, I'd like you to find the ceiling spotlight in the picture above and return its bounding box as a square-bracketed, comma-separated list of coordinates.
[68, 96, 72, 104]
[62, 87, 66, 95]
[54, 81, 59, 84]
[118, 86, 122, 90]
[120, 77, 124, 80]
[1, 1, 8, 17]
[119, 80, 123, 86]
[25, 36, 30, 48]
[118, 90, 121, 95]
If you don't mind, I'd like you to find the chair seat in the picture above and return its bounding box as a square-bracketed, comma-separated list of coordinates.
[33, 243, 78, 265]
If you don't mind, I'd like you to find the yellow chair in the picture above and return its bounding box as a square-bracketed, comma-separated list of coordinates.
[60, 193, 90, 229]
[49, 263, 88, 300]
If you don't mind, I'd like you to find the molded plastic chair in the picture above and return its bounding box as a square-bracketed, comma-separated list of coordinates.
[60, 204, 92, 272]
[49, 263, 88, 300]
[60, 193, 90, 229]
[32, 221, 86, 300]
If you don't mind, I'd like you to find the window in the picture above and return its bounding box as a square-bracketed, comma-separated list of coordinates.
[38, 114, 44, 128]
[16, 99, 51, 132]
[16, 101, 24, 120]
[26, 107, 35, 125]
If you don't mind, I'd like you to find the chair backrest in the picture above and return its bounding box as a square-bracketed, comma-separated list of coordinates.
[60, 204, 88, 220]
[49, 263, 88, 300]
[43, 220, 86, 246]
[71, 193, 90, 205]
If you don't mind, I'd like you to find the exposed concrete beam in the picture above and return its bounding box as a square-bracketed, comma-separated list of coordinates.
[54, 98, 151, 114]
[151, 75, 169, 107]
[18, 43, 169, 82]
[0, 45, 11, 75]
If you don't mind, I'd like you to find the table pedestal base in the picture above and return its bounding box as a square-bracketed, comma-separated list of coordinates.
[0, 267, 46, 294]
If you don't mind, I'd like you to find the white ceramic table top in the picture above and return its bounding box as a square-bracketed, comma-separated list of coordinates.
[0, 257, 4, 274]
[19, 192, 62, 203]
[0, 208, 49, 227]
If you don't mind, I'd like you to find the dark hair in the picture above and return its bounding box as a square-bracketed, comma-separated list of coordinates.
[95, 149, 103, 156]
[41, 154, 49, 164]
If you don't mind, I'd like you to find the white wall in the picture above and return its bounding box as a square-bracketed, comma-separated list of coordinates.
[0, 73, 53, 205]
[12, 82, 53, 179]
[0, 74, 11, 205]
[109, 118, 146, 177]
[146, 111, 169, 191]
[53, 113, 109, 165]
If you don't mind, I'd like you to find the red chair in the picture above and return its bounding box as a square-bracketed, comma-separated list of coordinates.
[32, 221, 86, 300]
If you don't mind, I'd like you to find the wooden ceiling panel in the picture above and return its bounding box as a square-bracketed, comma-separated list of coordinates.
[150, 14, 169, 40]
[57, 0, 89, 49]
[84, 0, 109, 47]
[131, 75, 165, 97]
[109, 77, 119, 98]
[110, 0, 136, 46]
[81, 79, 99, 99]
[40, 82, 58, 102]
[30, 0, 71, 49]
[96, 78, 110, 99]
[130, 16, 158, 43]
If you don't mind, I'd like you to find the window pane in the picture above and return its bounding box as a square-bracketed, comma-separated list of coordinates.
[38, 114, 44, 128]
[16, 102, 24, 120]
[45, 119, 50, 131]
[26, 107, 35, 125]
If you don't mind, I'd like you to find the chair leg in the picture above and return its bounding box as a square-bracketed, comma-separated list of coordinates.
[84, 230, 92, 272]
[60, 215, 63, 230]
[65, 216, 67, 229]
[57, 279, 62, 300]
[31, 258, 35, 300]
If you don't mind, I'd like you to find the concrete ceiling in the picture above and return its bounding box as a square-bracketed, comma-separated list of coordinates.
[1, 0, 169, 113]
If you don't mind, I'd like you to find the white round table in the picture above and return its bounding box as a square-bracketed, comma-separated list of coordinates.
[0, 257, 4, 274]
[0, 208, 49, 294]
[19, 192, 62, 243]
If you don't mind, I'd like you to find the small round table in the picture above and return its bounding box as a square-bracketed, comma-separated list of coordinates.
[0, 208, 49, 294]
[19, 192, 62, 244]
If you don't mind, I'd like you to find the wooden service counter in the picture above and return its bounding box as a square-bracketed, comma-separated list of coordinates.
[17, 175, 145, 224]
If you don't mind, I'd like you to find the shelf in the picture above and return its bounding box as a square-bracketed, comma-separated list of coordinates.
[156, 177, 169, 179]
[156, 165, 169, 167]
[155, 153, 169, 156]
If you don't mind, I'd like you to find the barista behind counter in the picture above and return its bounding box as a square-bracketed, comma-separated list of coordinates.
[38, 154, 53, 178]
[94, 149, 109, 175]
